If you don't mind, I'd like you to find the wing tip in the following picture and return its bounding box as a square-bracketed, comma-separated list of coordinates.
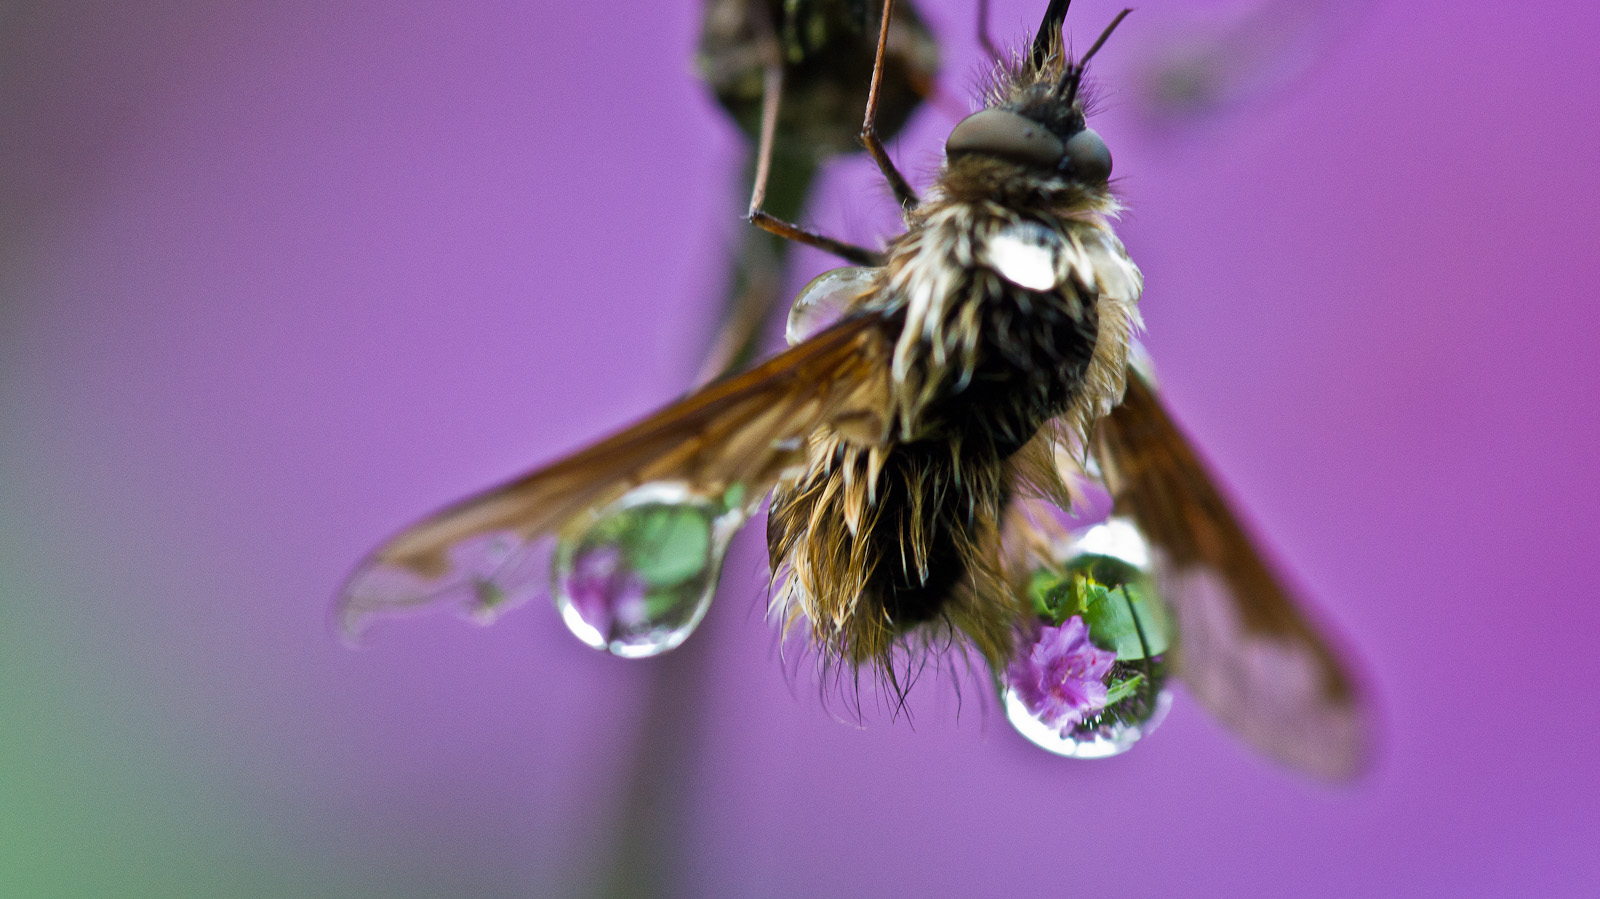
[1195, 683, 1378, 783]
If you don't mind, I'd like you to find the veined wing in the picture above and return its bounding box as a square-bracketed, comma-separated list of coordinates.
[339, 313, 893, 638]
[1092, 368, 1370, 779]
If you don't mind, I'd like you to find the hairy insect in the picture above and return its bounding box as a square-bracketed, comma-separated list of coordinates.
[340, 0, 1369, 779]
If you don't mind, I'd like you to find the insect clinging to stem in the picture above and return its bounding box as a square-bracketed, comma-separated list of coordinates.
[694, 0, 940, 382]
[340, 0, 1371, 779]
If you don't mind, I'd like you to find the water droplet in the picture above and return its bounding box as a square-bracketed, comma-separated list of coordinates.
[1002, 518, 1174, 758]
[1002, 679, 1173, 759]
[786, 267, 875, 345]
[552, 483, 745, 658]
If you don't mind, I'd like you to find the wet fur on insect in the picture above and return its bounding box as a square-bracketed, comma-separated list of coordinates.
[770, 575, 991, 725]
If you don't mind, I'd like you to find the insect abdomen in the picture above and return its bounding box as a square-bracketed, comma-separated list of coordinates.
[862, 439, 1000, 627]
[766, 436, 1010, 666]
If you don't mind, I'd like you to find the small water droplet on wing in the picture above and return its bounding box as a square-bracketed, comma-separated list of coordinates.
[786, 267, 876, 345]
[552, 482, 746, 658]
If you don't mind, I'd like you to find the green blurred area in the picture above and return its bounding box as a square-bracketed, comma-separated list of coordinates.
[0, 518, 502, 899]
[1, 519, 301, 897]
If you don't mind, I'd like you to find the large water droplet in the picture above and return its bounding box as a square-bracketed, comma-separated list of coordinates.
[1002, 518, 1174, 758]
[552, 483, 746, 658]
[786, 266, 875, 345]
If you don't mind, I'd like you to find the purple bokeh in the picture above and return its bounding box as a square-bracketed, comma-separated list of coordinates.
[3, 0, 1598, 895]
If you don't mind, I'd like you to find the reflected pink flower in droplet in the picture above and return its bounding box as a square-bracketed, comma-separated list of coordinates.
[565, 545, 648, 635]
[1006, 615, 1118, 732]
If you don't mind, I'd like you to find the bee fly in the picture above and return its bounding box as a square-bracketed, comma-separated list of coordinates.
[341, 0, 1370, 779]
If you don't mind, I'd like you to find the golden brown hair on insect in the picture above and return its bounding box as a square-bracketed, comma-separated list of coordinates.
[339, 0, 1371, 780]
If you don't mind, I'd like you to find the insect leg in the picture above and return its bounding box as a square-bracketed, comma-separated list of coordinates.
[743, 11, 884, 267]
[1058, 9, 1133, 105]
[860, 0, 919, 210]
[746, 211, 882, 267]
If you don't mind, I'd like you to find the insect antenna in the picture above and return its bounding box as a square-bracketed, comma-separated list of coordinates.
[976, 0, 1001, 61]
[1058, 8, 1133, 106]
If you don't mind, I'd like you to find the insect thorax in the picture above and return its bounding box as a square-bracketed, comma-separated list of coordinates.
[868, 197, 1142, 453]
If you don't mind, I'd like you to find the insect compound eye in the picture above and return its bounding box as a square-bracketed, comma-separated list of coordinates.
[945, 108, 1065, 170]
[1062, 128, 1112, 183]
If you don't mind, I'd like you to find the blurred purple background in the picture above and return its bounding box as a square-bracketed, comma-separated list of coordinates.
[3, 1, 1598, 896]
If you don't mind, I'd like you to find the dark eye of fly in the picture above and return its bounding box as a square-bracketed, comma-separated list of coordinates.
[945, 108, 1064, 170]
[1063, 128, 1112, 183]
[946, 109, 1112, 184]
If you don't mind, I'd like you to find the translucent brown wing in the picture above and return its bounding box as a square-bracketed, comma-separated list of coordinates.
[338, 313, 893, 638]
[1092, 368, 1370, 779]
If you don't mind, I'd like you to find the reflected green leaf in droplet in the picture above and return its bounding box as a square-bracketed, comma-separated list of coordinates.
[721, 482, 747, 515]
[598, 504, 714, 589]
[620, 505, 710, 588]
[1027, 568, 1066, 620]
[1104, 672, 1146, 706]
[1028, 555, 1172, 660]
[1079, 582, 1169, 660]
